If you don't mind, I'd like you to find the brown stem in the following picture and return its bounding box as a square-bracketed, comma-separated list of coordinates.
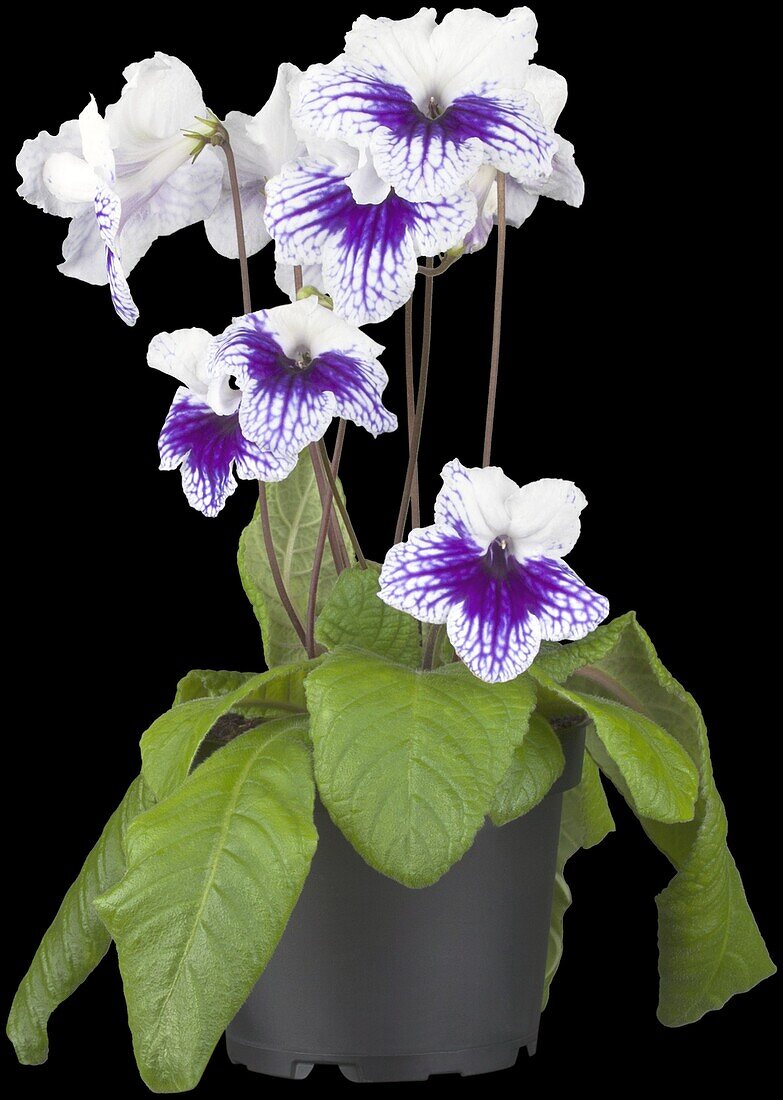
[403, 298, 420, 530]
[217, 130, 252, 315]
[394, 257, 434, 544]
[317, 439, 366, 568]
[258, 482, 309, 652]
[416, 253, 460, 277]
[421, 623, 443, 670]
[482, 172, 507, 466]
[309, 442, 344, 575]
[571, 666, 645, 714]
[329, 420, 350, 572]
[293, 264, 303, 296]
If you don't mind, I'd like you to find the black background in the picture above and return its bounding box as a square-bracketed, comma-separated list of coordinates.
[3, 2, 777, 1095]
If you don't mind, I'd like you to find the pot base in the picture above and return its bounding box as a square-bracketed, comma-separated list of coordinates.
[227, 1035, 536, 1081]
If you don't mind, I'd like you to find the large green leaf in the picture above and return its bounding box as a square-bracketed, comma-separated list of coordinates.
[173, 669, 258, 706]
[315, 563, 421, 666]
[7, 776, 154, 1065]
[532, 675, 698, 824]
[538, 613, 776, 1024]
[95, 717, 317, 1093]
[489, 712, 561, 826]
[140, 661, 313, 800]
[543, 754, 615, 1007]
[307, 650, 534, 887]
[238, 455, 352, 667]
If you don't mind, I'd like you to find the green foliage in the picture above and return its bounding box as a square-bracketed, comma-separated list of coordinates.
[315, 563, 421, 666]
[237, 455, 351, 667]
[307, 649, 535, 887]
[489, 713, 563, 826]
[140, 661, 313, 800]
[95, 718, 317, 1093]
[7, 777, 155, 1065]
[537, 613, 776, 1024]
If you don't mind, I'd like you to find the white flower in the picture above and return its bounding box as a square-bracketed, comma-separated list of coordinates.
[204, 63, 306, 260]
[16, 52, 223, 322]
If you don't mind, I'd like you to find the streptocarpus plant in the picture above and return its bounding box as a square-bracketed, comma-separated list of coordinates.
[8, 8, 774, 1094]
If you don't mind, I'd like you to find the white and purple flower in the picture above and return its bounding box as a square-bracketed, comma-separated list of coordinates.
[207, 297, 397, 455]
[17, 53, 223, 322]
[149, 329, 296, 517]
[379, 460, 609, 683]
[464, 64, 584, 253]
[204, 63, 306, 259]
[264, 141, 476, 324]
[291, 8, 558, 203]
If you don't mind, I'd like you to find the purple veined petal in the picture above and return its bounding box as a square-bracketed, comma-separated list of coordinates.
[264, 158, 356, 264]
[306, 350, 398, 435]
[94, 184, 139, 326]
[444, 91, 556, 183]
[447, 598, 543, 684]
[378, 526, 486, 625]
[407, 187, 477, 258]
[292, 63, 418, 147]
[520, 557, 610, 643]
[321, 192, 418, 325]
[159, 388, 295, 517]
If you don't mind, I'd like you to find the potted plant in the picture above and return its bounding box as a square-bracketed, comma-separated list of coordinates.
[8, 7, 774, 1092]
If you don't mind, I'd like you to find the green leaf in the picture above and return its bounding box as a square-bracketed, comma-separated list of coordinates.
[95, 717, 317, 1093]
[237, 455, 352, 667]
[140, 661, 313, 800]
[307, 650, 534, 887]
[489, 712, 562, 826]
[173, 669, 258, 706]
[543, 754, 615, 1007]
[533, 678, 698, 824]
[542, 613, 776, 1024]
[315, 563, 421, 666]
[7, 776, 155, 1065]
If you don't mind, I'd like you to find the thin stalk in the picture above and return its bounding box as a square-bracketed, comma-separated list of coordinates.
[258, 483, 309, 652]
[394, 257, 434, 545]
[571, 666, 644, 714]
[218, 130, 252, 315]
[404, 298, 420, 530]
[305, 448, 338, 654]
[416, 253, 460, 278]
[317, 439, 366, 568]
[293, 265, 303, 295]
[482, 172, 507, 466]
[421, 624, 443, 670]
[329, 420, 350, 572]
[220, 125, 306, 655]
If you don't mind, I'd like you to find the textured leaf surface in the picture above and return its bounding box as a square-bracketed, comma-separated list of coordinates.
[238, 456, 352, 667]
[315, 563, 421, 665]
[535, 680, 699, 824]
[95, 718, 317, 1093]
[539, 613, 776, 1024]
[489, 712, 561, 826]
[7, 777, 154, 1065]
[173, 669, 257, 705]
[307, 651, 533, 887]
[543, 754, 614, 1007]
[141, 661, 313, 800]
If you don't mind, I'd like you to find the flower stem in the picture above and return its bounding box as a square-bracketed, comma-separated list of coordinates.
[571, 665, 645, 714]
[394, 257, 434, 545]
[482, 172, 506, 467]
[329, 420, 350, 572]
[404, 298, 420, 530]
[293, 264, 303, 295]
[421, 623, 443, 670]
[217, 129, 252, 315]
[416, 252, 460, 277]
[258, 482, 309, 652]
[316, 439, 366, 568]
[309, 442, 345, 575]
[306, 422, 351, 655]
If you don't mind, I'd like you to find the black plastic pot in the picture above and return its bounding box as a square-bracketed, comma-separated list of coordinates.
[227, 720, 587, 1082]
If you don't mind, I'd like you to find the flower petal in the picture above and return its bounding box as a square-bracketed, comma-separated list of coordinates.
[264, 158, 355, 265]
[505, 478, 587, 559]
[159, 389, 293, 517]
[523, 135, 584, 207]
[204, 185, 270, 259]
[523, 63, 568, 130]
[274, 260, 324, 302]
[430, 7, 538, 101]
[343, 9, 439, 106]
[307, 351, 398, 435]
[408, 187, 477, 258]
[107, 52, 207, 153]
[147, 328, 215, 396]
[246, 63, 305, 170]
[443, 91, 556, 185]
[94, 184, 138, 326]
[447, 595, 542, 684]
[378, 525, 484, 624]
[520, 557, 609, 642]
[434, 459, 518, 548]
[16, 118, 86, 217]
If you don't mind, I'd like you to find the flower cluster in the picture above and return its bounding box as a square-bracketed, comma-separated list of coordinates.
[17, 8, 605, 682]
